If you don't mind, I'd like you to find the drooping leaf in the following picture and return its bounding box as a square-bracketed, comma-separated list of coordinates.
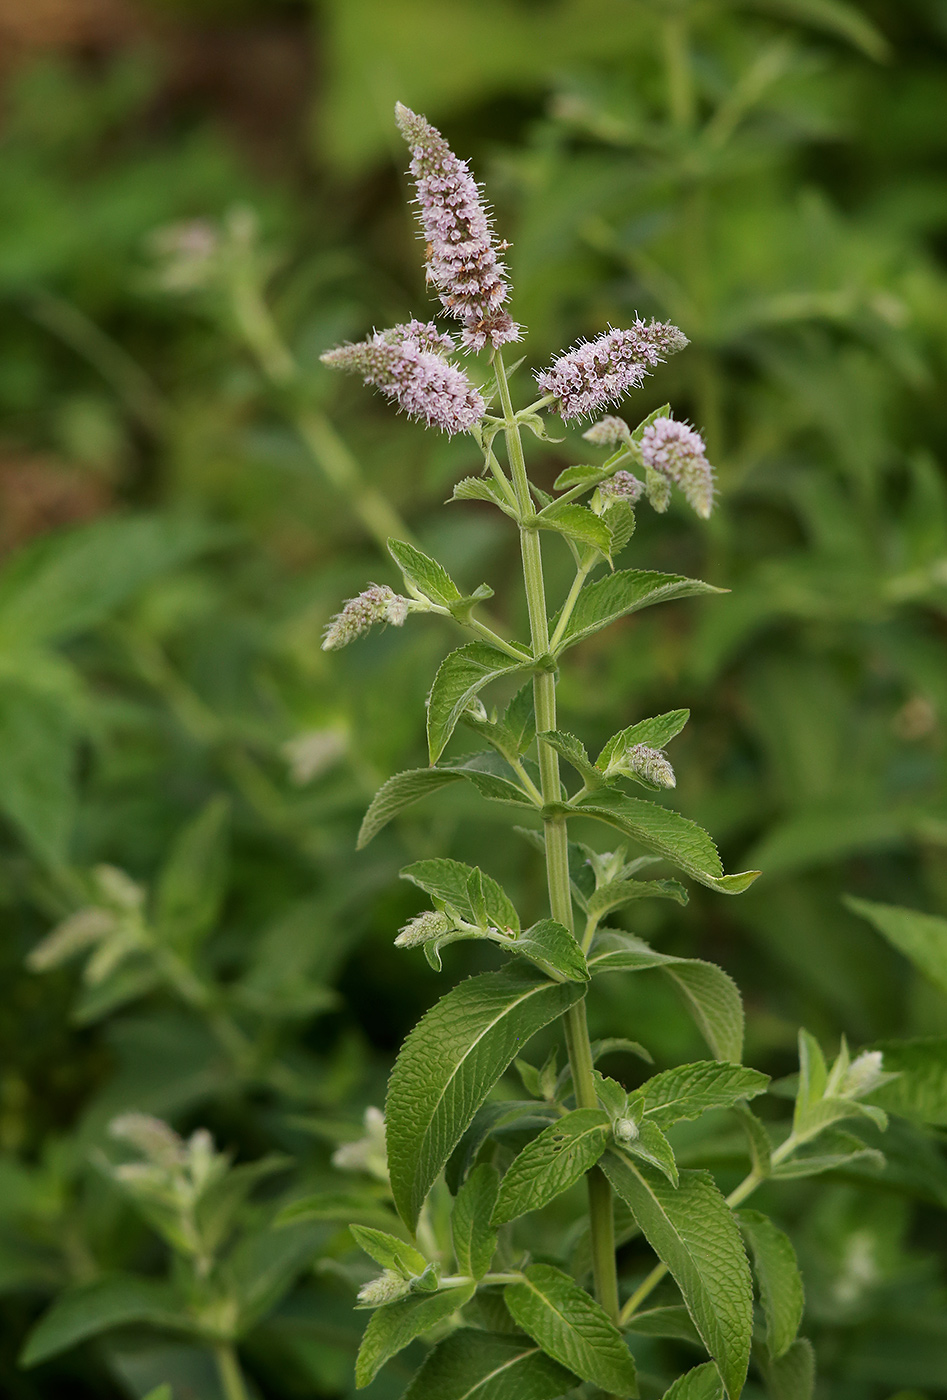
[574, 789, 760, 895]
[513, 918, 589, 983]
[355, 1283, 475, 1388]
[386, 966, 585, 1228]
[737, 1210, 804, 1359]
[20, 1276, 190, 1367]
[757, 1336, 816, 1400]
[358, 757, 535, 848]
[427, 644, 530, 762]
[451, 1165, 499, 1279]
[638, 1062, 769, 1130]
[491, 1109, 611, 1224]
[402, 857, 520, 932]
[535, 502, 613, 556]
[587, 877, 689, 921]
[596, 709, 690, 771]
[554, 569, 722, 650]
[603, 1153, 753, 1399]
[154, 796, 230, 956]
[505, 1263, 638, 1394]
[660, 1362, 725, 1400]
[402, 1328, 577, 1400]
[589, 932, 744, 1062]
[844, 895, 947, 997]
[388, 538, 463, 606]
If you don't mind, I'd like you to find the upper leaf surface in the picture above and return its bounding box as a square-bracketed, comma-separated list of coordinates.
[597, 709, 690, 771]
[358, 757, 535, 848]
[385, 966, 585, 1229]
[661, 1362, 725, 1400]
[491, 1109, 610, 1225]
[355, 1284, 475, 1388]
[505, 1263, 638, 1394]
[554, 569, 722, 650]
[515, 918, 589, 983]
[402, 858, 520, 933]
[535, 502, 613, 556]
[736, 1209, 804, 1359]
[428, 644, 529, 763]
[844, 895, 947, 997]
[402, 1328, 577, 1400]
[639, 1062, 769, 1129]
[451, 1164, 499, 1279]
[389, 538, 463, 606]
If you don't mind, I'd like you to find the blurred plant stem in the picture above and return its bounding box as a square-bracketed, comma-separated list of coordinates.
[214, 1342, 251, 1400]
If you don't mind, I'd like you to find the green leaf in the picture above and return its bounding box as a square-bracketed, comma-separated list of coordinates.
[388, 538, 463, 606]
[491, 1109, 611, 1225]
[505, 1263, 638, 1394]
[386, 965, 585, 1229]
[427, 644, 530, 762]
[452, 477, 516, 514]
[0, 682, 75, 867]
[639, 1062, 769, 1130]
[554, 463, 608, 491]
[737, 1210, 804, 1359]
[535, 502, 613, 556]
[843, 895, 947, 997]
[625, 1305, 701, 1345]
[358, 756, 535, 848]
[620, 1119, 679, 1185]
[758, 1336, 815, 1400]
[597, 709, 690, 771]
[445, 1100, 557, 1194]
[514, 918, 589, 983]
[350, 1225, 427, 1277]
[661, 1362, 725, 1400]
[869, 1037, 947, 1125]
[402, 857, 520, 933]
[630, 403, 672, 442]
[574, 789, 760, 895]
[154, 796, 229, 956]
[554, 569, 723, 650]
[19, 1276, 190, 1367]
[587, 876, 689, 921]
[589, 932, 744, 1062]
[742, 0, 888, 60]
[402, 1328, 577, 1400]
[226, 1221, 326, 1328]
[451, 1165, 499, 1279]
[539, 729, 600, 784]
[602, 1153, 753, 1400]
[142, 1388, 173, 1400]
[355, 1283, 475, 1388]
[603, 499, 637, 557]
[591, 1036, 654, 1067]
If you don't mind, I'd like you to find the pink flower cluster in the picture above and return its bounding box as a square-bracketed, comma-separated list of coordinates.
[396, 104, 520, 352]
[320, 321, 485, 435]
[536, 320, 688, 420]
[322, 585, 410, 652]
[640, 416, 715, 519]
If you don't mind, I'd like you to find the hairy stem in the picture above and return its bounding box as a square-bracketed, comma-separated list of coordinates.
[213, 1342, 251, 1400]
[494, 353, 620, 1324]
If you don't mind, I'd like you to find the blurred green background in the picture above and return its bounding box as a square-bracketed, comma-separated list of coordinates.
[0, 0, 945, 1396]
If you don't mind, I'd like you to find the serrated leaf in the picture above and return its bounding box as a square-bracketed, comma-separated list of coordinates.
[492, 1109, 611, 1224]
[20, 1276, 190, 1367]
[589, 932, 744, 1062]
[386, 965, 585, 1229]
[661, 1362, 725, 1400]
[843, 895, 947, 997]
[505, 1263, 638, 1394]
[452, 477, 516, 513]
[554, 463, 608, 491]
[554, 569, 722, 650]
[358, 757, 535, 847]
[451, 1165, 499, 1279]
[602, 1153, 753, 1399]
[389, 539, 463, 606]
[445, 1100, 557, 1194]
[574, 789, 760, 896]
[539, 729, 599, 783]
[402, 858, 520, 933]
[535, 502, 613, 556]
[735, 1105, 773, 1177]
[737, 1210, 804, 1359]
[428, 644, 530, 763]
[592, 1036, 654, 1066]
[604, 499, 637, 556]
[350, 1225, 427, 1277]
[640, 1063, 769, 1130]
[514, 918, 589, 983]
[355, 1283, 475, 1387]
[597, 710, 690, 771]
[869, 1037, 947, 1125]
[630, 403, 672, 442]
[625, 1305, 701, 1344]
[758, 1336, 815, 1400]
[587, 876, 689, 921]
[621, 1119, 679, 1185]
[402, 1328, 577, 1400]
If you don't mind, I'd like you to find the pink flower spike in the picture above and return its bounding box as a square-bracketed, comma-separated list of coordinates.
[395, 103, 521, 351]
[536, 320, 688, 420]
[640, 416, 716, 519]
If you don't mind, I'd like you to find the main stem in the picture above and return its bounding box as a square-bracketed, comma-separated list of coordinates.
[494, 354, 620, 1325]
[213, 1342, 251, 1400]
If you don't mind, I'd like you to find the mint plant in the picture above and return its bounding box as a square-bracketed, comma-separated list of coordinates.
[317, 106, 897, 1399]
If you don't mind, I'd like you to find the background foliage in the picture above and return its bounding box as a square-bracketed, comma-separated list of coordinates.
[0, 0, 945, 1396]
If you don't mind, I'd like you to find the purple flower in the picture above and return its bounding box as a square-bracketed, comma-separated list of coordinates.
[536, 320, 688, 420]
[322, 585, 410, 652]
[640, 417, 715, 519]
[395, 103, 520, 352]
[320, 321, 486, 434]
[599, 470, 644, 504]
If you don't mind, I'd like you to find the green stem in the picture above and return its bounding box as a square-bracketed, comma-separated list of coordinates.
[494, 353, 620, 1325]
[549, 555, 597, 652]
[213, 1341, 251, 1400]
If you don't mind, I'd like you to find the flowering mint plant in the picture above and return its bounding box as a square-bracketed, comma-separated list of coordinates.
[319, 107, 895, 1400]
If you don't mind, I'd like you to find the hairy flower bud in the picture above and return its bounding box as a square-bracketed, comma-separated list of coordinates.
[395, 909, 452, 949]
[583, 415, 631, 446]
[322, 586, 410, 652]
[110, 1113, 186, 1168]
[357, 1269, 412, 1307]
[839, 1050, 886, 1099]
[613, 1117, 639, 1144]
[599, 470, 644, 504]
[640, 417, 715, 519]
[321, 322, 485, 434]
[623, 743, 676, 788]
[536, 321, 688, 421]
[395, 104, 520, 351]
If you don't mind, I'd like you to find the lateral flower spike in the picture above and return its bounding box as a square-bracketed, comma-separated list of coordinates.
[358, 1269, 412, 1307]
[640, 416, 716, 519]
[395, 909, 452, 949]
[583, 415, 631, 446]
[536, 320, 688, 420]
[624, 743, 676, 788]
[321, 321, 485, 434]
[395, 102, 521, 352]
[322, 585, 410, 652]
[599, 469, 644, 504]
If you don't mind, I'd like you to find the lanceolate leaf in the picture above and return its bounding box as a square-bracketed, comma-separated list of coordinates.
[388, 539, 463, 606]
[402, 1329, 577, 1400]
[661, 1362, 725, 1400]
[737, 1209, 804, 1359]
[639, 1062, 770, 1129]
[539, 730, 599, 783]
[589, 932, 744, 1062]
[574, 789, 760, 895]
[554, 569, 722, 650]
[603, 1153, 753, 1399]
[349, 1225, 427, 1277]
[535, 502, 613, 556]
[402, 858, 520, 933]
[513, 919, 589, 983]
[758, 1336, 815, 1400]
[355, 1284, 475, 1388]
[504, 1264, 638, 1394]
[386, 966, 585, 1229]
[358, 757, 535, 848]
[20, 1276, 190, 1367]
[451, 1165, 499, 1279]
[428, 644, 529, 762]
[597, 709, 690, 771]
[869, 1037, 947, 1125]
[491, 1109, 611, 1224]
[587, 877, 689, 921]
